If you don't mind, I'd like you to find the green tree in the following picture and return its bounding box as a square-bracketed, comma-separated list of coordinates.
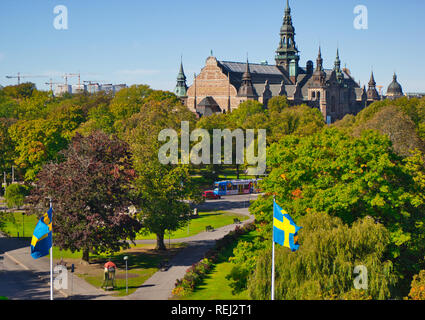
[0, 118, 16, 175]
[267, 96, 290, 113]
[5, 184, 29, 209]
[248, 212, 396, 300]
[124, 98, 199, 250]
[251, 128, 425, 296]
[3, 83, 36, 100]
[267, 104, 324, 144]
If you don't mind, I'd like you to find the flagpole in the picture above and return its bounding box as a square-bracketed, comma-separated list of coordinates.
[49, 199, 53, 301]
[271, 196, 275, 301]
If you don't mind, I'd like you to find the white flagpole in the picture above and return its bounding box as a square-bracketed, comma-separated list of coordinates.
[271, 196, 275, 301]
[49, 200, 53, 301]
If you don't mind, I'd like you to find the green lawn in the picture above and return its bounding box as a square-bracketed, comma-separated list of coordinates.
[1, 211, 249, 243]
[49, 243, 186, 297]
[136, 211, 248, 240]
[80, 243, 186, 296]
[181, 230, 257, 300]
[0, 212, 38, 238]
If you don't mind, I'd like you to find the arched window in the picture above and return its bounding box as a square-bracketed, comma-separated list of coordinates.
[312, 91, 316, 99]
[317, 91, 321, 100]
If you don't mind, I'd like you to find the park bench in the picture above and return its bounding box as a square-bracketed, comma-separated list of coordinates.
[233, 218, 241, 224]
[205, 225, 214, 232]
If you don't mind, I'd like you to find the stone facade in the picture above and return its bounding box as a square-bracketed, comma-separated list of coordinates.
[174, 0, 404, 123]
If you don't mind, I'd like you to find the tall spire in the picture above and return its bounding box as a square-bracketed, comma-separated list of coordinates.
[238, 58, 257, 99]
[316, 46, 323, 71]
[275, 0, 299, 71]
[334, 47, 343, 83]
[367, 71, 379, 101]
[369, 71, 376, 86]
[313, 46, 326, 86]
[175, 57, 188, 98]
[242, 57, 252, 81]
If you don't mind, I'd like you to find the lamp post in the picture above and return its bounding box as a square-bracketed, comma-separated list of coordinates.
[123, 256, 128, 294]
[22, 212, 25, 238]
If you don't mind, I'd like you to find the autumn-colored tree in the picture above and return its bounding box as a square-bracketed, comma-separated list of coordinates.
[27, 132, 141, 262]
[8, 103, 85, 181]
[407, 270, 425, 300]
[352, 105, 425, 157]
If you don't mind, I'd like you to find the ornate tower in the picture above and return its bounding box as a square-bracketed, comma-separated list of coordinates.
[175, 59, 188, 99]
[367, 71, 380, 101]
[334, 48, 344, 84]
[275, 0, 300, 73]
[313, 46, 326, 86]
[237, 59, 258, 100]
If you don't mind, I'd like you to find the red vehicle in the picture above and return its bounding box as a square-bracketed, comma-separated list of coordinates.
[202, 190, 221, 200]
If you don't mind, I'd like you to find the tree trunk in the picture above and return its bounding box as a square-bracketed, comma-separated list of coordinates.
[82, 248, 90, 262]
[156, 232, 166, 251]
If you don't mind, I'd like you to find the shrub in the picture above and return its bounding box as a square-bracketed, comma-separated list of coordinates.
[407, 270, 425, 300]
[5, 184, 29, 209]
[172, 223, 254, 297]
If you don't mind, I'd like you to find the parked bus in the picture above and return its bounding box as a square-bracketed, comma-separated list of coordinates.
[213, 179, 261, 196]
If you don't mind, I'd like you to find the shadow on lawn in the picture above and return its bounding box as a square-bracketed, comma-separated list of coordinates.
[89, 246, 183, 270]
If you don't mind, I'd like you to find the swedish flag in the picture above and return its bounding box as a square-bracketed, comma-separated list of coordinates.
[273, 201, 301, 251]
[30, 207, 52, 259]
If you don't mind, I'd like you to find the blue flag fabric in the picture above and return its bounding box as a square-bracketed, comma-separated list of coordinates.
[30, 207, 52, 259]
[273, 201, 302, 251]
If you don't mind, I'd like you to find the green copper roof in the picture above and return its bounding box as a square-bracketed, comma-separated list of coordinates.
[175, 60, 188, 97]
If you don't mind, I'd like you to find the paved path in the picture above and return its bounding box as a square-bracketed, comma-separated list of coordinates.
[127, 193, 257, 300]
[0, 234, 116, 300]
[0, 194, 258, 300]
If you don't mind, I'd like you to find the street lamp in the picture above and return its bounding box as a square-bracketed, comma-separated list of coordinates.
[123, 256, 128, 294]
[22, 212, 25, 238]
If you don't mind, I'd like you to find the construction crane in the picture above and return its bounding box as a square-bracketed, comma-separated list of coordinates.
[377, 85, 384, 97]
[63, 73, 81, 86]
[5, 73, 47, 85]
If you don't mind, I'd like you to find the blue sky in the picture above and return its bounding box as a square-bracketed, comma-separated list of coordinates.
[0, 0, 424, 93]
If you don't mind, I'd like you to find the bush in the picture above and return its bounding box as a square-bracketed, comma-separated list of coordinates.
[407, 270, 425, 300]
[4, 184, 29, 209]
[172, 223, 255, 297]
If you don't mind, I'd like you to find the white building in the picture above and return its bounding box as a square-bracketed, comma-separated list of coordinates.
[86, 83, 101, 94]
[71, 84, 86, 94]
[54, 84, 72, 96]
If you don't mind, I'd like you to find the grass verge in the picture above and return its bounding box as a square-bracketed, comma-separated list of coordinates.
[178, 229, 257, 300]
[136, 211, 248, 240]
